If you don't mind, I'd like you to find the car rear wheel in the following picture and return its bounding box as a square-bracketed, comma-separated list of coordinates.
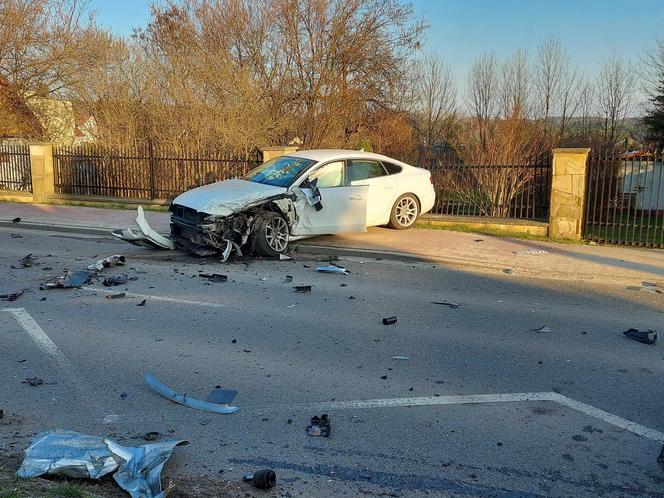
[388, 193, 419, 230]
[254, 212, 289, 257]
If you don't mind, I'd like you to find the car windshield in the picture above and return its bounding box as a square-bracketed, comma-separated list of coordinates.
[243, 156, 315, 187]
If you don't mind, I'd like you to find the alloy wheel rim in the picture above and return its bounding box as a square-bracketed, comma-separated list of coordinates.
[265, 217, 289, 252]
[396, 197, 418, 226]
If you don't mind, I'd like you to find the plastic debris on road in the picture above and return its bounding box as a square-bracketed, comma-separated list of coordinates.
[294, 285, 312, 293]
[316, 265, 349, 275]
[106, 292, 127, 299]
[88, 255, 126, 271]
[144, 372, 240, 414]
[40, 270, 94, 290]
[532, 326, 552, 333]
[431, 301, 460, 309]
[392, 356, 410, 361]
[17, 430, 188, 498]
[623, 328, 658, 345]
[103, 274, 137, 287]
[0, 290, 24, 301]
[382, 316, 397, 325]
[306, 414, 331, 437]
[199, 273, 228, 283]
[243, 469, 277, 489]
[21, 254, 35, 267]
[513, 248, 548, 255]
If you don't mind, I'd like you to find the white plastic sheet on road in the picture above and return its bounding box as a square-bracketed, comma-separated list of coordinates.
[17, 430, 188, 498]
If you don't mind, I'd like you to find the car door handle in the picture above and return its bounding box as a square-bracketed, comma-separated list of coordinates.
[348, 195, 364, 200]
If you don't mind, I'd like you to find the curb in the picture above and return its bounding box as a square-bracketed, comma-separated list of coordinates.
[0, 220, 112, 236]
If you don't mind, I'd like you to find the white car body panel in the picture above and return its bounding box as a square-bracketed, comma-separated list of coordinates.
[171, 178, 287, 217]
[291, 185, 369, 236]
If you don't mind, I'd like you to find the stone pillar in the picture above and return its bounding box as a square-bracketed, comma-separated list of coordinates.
[29, 143, 56, 203]
[260, 146, 299, 163]
[549, 148, 590, 240]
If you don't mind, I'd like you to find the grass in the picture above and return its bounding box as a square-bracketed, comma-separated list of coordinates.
[415, 221, 583, 244]
[0, 490, 23, 498]
[585, 214, 664, 247]
[46, 483, 90, 498]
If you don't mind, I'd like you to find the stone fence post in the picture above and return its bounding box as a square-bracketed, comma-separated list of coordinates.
[29, 143, 56, 203]
[549, 148, 590, 240]
[260, 146, 299, 163]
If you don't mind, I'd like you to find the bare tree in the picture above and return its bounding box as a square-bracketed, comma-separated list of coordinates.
[596, 54, 636, 147]
[466, 52, 497, 151]
[534, 37, 564, 137]
[499, 48, 530, 119]
[412, 52, 456, 146]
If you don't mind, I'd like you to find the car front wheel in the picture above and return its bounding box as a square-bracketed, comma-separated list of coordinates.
[388, 193, 419, 230]
[254, 212, 290, 257]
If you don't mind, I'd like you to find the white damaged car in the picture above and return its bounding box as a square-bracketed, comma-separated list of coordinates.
[115, 149, 435, 259]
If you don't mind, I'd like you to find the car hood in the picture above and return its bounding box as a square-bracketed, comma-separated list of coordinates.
[171, 179, 288, 217]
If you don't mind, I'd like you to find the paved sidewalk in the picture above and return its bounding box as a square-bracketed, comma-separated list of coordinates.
[2, 201, 664, 285]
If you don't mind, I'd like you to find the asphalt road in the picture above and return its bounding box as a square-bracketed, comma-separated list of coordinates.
[1, 227, 663, 497]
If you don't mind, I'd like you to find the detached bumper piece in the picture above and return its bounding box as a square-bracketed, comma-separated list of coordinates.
[112, 206, 175, 250]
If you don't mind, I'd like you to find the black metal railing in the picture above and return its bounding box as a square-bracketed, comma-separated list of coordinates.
[419, 149, 552, 220]
[0, 144, 32, 192]
[52, 144, 263, 200]
[584, 149, 664, 248]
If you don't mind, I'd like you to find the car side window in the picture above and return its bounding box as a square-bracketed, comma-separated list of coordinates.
[382, 161, 402, 174]
[307, 161, 344, 188]
[346, 160, 387, 183]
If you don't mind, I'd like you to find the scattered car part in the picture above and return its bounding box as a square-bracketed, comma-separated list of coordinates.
[658, 445, 664, 466]
[392, 356, 410, 361]
[0, 290, 24, 301]
[88, 255, 126, 271]
[532, 326, 552, 333]
[243, 469, 277, 489]
[143, 432, 160, 441]
[22, 377, 43, 386]
[503, 268, 514, 274]
[12, 217, 20, 223]
[294, 285, 312, 293]
[144, 372, 239, 414]
[431, 301, 460, 309]
[279, 254, 292, 260]
[21, 254, 34, 267]
[18, 430, 188, 498]
[106, 292, 126, 299]
[284, 275, 293, 283]
[316, 265, 349, 275]
[103, 274, 136, 287]
[199, 273, 228, 282]
[383, 316, 397, 325]
[40, 270, 94, 290]
[112, 207, 175, 250]
[306, 414, 331, 437]
[513, 248, 548, 255]
[11, 233, 22, 238]
[137, 299, 147, 306]
[623, 328, 658, 345]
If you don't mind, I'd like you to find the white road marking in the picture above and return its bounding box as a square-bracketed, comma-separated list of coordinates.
[2, 307, 103, 414]
[297, 391, 664, 443]
[81, 286, 227, 309]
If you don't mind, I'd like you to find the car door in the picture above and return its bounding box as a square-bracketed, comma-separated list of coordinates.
[291, 160, 368, 236]
[346, 159, 397, 226]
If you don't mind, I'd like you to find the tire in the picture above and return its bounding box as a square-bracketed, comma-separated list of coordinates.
[388, 193, 419, 230]
[254, 212, 290, 257]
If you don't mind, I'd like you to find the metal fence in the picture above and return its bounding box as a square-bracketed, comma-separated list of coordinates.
[418, 149, 552, 220]
[0, 144, 32, 192]
[53, 144, 263, 200]
[584, 150, 664, 248]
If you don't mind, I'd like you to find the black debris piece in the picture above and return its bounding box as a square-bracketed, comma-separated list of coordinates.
[294, 285, 312, 293]
[11, 233, 22, 238]
[380, 375, 388, 380]
[21, 254, 34, 267]
[306, 414, 331, 437]
[284, 275, 293, 283]
[474, 239, 483, 242]
[102, 274, 136, 287]
[0, 290, 24, 302]
[199, 273, 228, 283]
[137, 299, 147, 306]
[658, 445, 664, 466]
[39, 297, 46, 301]
[143, 432, 160, 441]
[105, 292, 126, 299]
[22, 377, 43, 387]
[12, 217, 20, 223]
[623, 328, 658, 345]
[0, 409, 3, 419]
[532, 326, 552, 333]
[88, 254, 126, 271]
[431, 301, 460, 309]
[40, 270, 94, 290]
[382, 316, 397, 325]
[243, 469, 277, 489]
[503, 268, 514, 275]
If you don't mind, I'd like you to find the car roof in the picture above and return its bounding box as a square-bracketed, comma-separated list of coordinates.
[287, 149, 409, 165]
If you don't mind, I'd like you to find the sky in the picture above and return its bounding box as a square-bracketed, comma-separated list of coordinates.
[94, 0, 664, 81]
